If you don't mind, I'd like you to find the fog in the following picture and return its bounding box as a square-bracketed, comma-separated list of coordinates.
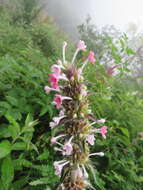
[42, 0, 143, 38]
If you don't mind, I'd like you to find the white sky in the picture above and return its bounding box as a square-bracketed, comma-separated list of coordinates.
[45, 0, 143, 36]
[84, 0, 143, 31]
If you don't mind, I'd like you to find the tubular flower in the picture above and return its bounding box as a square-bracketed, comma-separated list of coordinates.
[53, 115, 66, 125]
[53, 94, 72, 109]
[88, 51, 96, 63]
[97, 118, 106, 124]
[49, 71, 68, 90]
[49, 114, 66, 129]
[44, 86, 59, 94]
[89, 152, 104, 157]
[51, 134, 66, 145]
[45, 41, 108, 190]
[63, 41, 67, 64]
[59, 109, 65, 116]
[77, 40, 87, 51]
[54, 160, 69, 176]
[72, 40, 87, 63]
[49, 121, 58, 129]
[59, 73, 68, 81]
[100, 126, 108, 139]
[48, 73, 59, 89]
[86, 134, 95, 146]
[57, 60, 64, 68]
[51, 64, 61, 76]
[75, 165, 83, 178]
[63, 137, 73, 155]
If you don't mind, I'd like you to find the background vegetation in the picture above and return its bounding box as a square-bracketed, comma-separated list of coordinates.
[0, 0, 143, 190]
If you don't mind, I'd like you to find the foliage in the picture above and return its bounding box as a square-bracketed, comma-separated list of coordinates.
[78, 16, 135, 73]
[0, 2, 72, 189]
[0, 114, 37, 189]
[82, 60, 143, 190]
[46, 41, 106, 190]
[0, 1, 143, 190]
[1, 0, 42, 25]
[77, 16, 143, 189]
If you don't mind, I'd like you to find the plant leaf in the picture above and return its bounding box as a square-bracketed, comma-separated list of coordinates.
[1, 155, 14, 188]
[0, 140, 12, 159]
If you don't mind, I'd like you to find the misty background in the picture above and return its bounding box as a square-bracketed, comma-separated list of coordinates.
[42, 0, 143, 38]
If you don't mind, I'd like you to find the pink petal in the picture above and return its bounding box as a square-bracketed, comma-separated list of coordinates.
[77, 40, 87, 51]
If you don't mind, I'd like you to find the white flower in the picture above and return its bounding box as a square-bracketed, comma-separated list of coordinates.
[63, 136, 73, 156]
[54, 160, 69, 176]
[86, 134, 95, 146]
[89, 152, 104, 157]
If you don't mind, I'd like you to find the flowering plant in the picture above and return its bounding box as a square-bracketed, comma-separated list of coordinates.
[45, 40, 108, 190]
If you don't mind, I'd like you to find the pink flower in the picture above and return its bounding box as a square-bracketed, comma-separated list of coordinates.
[59, 109, 65, 116]
[74, 165, 83, 178]
[51, 64, 61, 76]
[54, 160, 69, 176]
[44, 86, 59, 94]
[53, 95, 62, 109]
[51, 134, 66, 145]
[48, 73, 59, 89]
[59, 73, 68, 81]
[88, 51, 96, 63]
[63, 137, 73, 155]
[86, 134, 95, 146]
[49, 70, 68, 88]
[51, 137, 59, 145]
[53, 94, 72, 109]
[52, 82, 59, 89]
[100, 126, 108, 139]
[50, 115, 66, 128]
[72, 41, 86, 63]
[49, 73, 58, 83]
[57, 60, 64, 68]
[77, 40, 87, 51]
[49, 122, 57, 129]
[53, 115, 65, 125]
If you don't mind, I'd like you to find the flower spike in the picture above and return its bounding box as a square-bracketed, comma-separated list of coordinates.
[45, 41, 108, 189]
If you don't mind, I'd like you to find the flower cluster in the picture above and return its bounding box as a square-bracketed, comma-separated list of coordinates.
[45, 40, 108, 190]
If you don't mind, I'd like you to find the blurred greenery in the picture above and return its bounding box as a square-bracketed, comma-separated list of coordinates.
[79, 19, 143, 190]
[0, 0, 69, 189]
[0, 1, 143, 190]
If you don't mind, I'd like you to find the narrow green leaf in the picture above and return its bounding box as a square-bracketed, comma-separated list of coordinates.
[119, 127, 130, 138]
[12, 178, 28, 190]
[25, 114, 32, 126]
[0, 140, 12, 159]
[1, 155, 14, 188]
[12, 142, 27, 150]
[0, 125, 11, 138]
[8, 124, 20, 140]
[5, 96, 18, 106]
[22, 119, 38, 133]
[5, 115, 20, 129]
[20, 159, 34, 168]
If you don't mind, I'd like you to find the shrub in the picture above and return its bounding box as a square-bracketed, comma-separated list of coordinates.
[0, 3, 72, 189]
[82, 60, 143, 190]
